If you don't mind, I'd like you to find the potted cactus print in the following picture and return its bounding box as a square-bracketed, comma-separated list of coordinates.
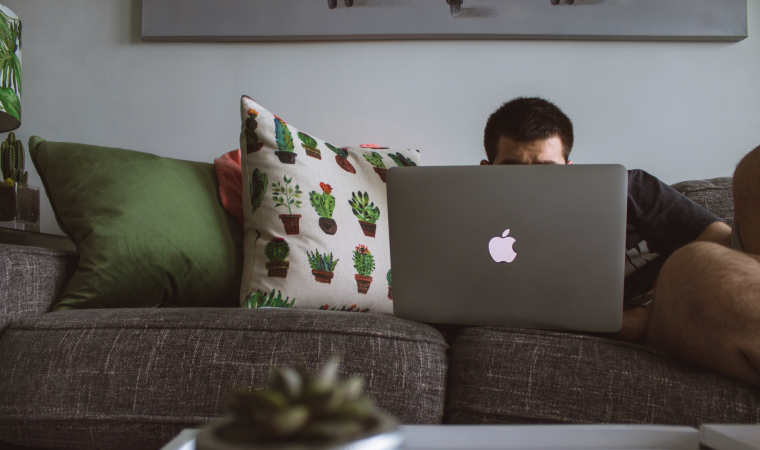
[264, 237, 290, 278]
[272, 175, 302, 235]
[318, 304, 370, 313]
[243, 289, 296, 309]
[326, 142, 356, 174]
[298, 131, 321, 159]
[274, 117, 296, 164]
[388, 152, 417, 167]
[363, 152, 387, 182]
[387, 269, 393, 300]
[250, 168, 268, 216]
[307, 249, 339, 284]
[349, 191, 380, 238]
[353, 245, 375, 294]
[309, 182, 337, 235]
[244, 108, 264, 154]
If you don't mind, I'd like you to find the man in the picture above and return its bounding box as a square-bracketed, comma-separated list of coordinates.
[482, 97, 760, 386]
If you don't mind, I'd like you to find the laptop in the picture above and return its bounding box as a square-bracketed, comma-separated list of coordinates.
[386, 164, 627, 333]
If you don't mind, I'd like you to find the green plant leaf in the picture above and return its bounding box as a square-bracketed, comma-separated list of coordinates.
[0, 86, 19, 120]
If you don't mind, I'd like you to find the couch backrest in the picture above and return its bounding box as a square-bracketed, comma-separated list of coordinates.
[671, 177, 734, 227]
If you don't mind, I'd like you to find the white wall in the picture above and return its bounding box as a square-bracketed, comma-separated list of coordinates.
[6, 0, 760, 235]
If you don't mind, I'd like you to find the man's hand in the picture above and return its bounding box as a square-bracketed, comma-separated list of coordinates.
[617, 306, 650, 343]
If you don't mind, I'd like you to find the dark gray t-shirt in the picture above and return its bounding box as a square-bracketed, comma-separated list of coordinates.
[623, 169, 721, 308]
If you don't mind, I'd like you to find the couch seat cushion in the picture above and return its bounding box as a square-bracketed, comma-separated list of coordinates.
[0, 308, 447, 450]
[446, 327, 760, 426]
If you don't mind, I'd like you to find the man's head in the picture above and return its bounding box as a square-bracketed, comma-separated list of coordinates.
[481, 97, 574, 166]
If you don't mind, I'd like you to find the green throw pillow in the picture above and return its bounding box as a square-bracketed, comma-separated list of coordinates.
[29, 137, 243, 310]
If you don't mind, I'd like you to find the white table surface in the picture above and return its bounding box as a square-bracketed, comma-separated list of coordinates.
[700, 425, 760, 450]
[161, 424, 701, 450]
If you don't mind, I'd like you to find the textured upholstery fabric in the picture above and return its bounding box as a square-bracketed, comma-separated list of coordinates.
[446, 327, 760, 426]
[671, 177, 734, 225]
[0, 308, 447, 450]
[446, 176, 758, 426]
[0, 245, 77, 332]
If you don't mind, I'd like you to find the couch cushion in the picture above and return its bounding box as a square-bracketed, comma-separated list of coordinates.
[0, 308, 447, 450]
[0, 245, 78, 332]
[446, 327, 760, 426]
[671, 177, 733, 225]
[29, 137, 244, 311]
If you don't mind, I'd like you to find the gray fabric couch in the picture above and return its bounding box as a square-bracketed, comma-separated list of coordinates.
[1, 177, 758, 450]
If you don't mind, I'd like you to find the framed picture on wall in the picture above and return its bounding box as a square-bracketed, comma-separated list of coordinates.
[142, 0, 747, 42]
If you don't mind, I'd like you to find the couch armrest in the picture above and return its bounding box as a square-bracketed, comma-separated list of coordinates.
[0, 244, 78, 331]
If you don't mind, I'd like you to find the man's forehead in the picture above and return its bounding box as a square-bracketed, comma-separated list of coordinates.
[494, 136, 565, 164]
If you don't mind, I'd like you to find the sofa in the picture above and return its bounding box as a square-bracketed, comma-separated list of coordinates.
[1, 176, 758, 450]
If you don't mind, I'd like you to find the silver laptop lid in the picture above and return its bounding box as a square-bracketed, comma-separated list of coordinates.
[387, 164, 627, 332]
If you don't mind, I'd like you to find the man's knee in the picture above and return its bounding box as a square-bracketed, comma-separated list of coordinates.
[734, 144, 760, 201]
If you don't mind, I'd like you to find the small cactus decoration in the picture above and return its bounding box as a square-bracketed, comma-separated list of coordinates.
[250, 168, 268, 216]
[1, 132, 27, 184]
[363, 152, 386, 170]
[387, 269, 393, 300]
[244, 108, 264, 154]
[387, 152, 417, 167]
[326, 142, 356, 174]
[274, 117, 296, 164]
[309, 183, 335, 219]
[298, 131, 321, 159]
[218, 358, 390, 445]
[265, 237, 290, 262]
[265, 237, 290, 278]
[349, 191, 380, 237]
[363, 152, 387, 182]
[243, 289, 296, 309]
[307, 249, 339, 284]
[354, 245, 375, 294]
[353, 246, 375, 277]
[310, 182, 337, 235]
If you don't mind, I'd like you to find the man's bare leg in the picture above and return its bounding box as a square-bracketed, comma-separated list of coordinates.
[646, 145, 760, 385]
[646, 242, 760, 385]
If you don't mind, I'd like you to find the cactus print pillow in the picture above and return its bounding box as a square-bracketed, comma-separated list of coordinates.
[239, 96, 421, 315]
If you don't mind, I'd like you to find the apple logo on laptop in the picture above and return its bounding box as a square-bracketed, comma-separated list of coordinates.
[488, 229, 517, 263]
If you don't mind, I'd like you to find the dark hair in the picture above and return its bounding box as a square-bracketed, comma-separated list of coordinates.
[483, 97, 574, 163]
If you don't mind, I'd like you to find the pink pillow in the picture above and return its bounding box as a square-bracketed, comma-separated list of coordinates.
[214, 149, 243, 224]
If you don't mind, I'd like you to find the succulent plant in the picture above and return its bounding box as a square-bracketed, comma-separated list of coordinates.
[325, 142, 348, 159]
[353, 245, 375, 277]
[387, 152, 417, 167]
[348, 191, 380, 224]
[272, 175, 303, 215]
[250, 168, 268, 216]
[220, 358, 382, 444]
[298, 131, 318, 149]
[275, 117, 295, 153]
[309, 182, 335, 219]
[362, 152, 386, 170]
[265, 237, 290, 262]
[307, 249, 339, 272]
[386, 269, 392, 287]
[243, 289, 296, 309]
[1, 132, 27, 184]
